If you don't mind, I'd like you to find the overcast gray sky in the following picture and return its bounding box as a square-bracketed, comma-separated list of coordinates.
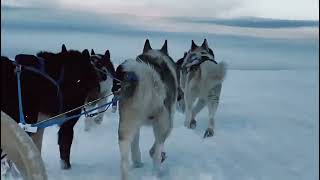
[2, 0, 319, 20]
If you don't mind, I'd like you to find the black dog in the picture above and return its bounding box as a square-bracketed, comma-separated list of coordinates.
[1, 45, 100, 169]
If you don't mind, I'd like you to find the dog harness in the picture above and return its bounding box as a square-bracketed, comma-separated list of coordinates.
[182, 53, 217, 73]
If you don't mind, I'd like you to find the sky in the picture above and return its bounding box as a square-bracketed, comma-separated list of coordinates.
[2, 0, 319, 20]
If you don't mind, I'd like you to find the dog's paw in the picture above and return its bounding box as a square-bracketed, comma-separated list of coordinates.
[184, 119, 196, 129]
[189, 119, 197, 129]
[203, 128, 214, 138]
[149, 149, 167, 163]
[60, 160, 71, 170]
[161, 152, 167, 163]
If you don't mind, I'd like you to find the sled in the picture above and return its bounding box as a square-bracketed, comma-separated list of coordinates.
[1, 111, 47, 180]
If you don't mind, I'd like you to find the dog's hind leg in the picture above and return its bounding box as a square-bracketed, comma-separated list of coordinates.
[119, 138, 130, 180]
[150, 111, 172, 174]
[151, 128, 164, 174]
[131, 128, 143, 168]
[149, 137, 169, 164]
[204, 84, 222, 138]
[149, 109, 173, 164]
[191, 98, 206, 123]
[184, 91, 197, 129]
[118, 109, 141, 180]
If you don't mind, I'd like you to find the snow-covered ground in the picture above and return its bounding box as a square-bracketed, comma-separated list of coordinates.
[41, 69, 319, 180]
[1, 6, 318, 180]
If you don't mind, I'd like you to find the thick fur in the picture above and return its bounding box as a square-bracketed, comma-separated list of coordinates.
[84, 50, 115, 131]
[116, 40, 178, 180]
[120, 59, 166, 114]
[196, 61, 226, 93]
[179, 39, 226, 138]
[1, 45, 100, 169]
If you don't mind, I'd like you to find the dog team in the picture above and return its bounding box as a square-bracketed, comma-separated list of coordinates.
[1, 39, 226, 180]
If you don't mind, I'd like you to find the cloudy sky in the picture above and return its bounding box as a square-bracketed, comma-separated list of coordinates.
[2, 0, 319, 20]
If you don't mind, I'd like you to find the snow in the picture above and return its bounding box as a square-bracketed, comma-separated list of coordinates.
[1, 6, 318, 180]
[41, 69, 318, 180]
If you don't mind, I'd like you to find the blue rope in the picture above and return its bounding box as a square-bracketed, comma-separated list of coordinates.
[31, 97, 118, 129]
[16, 66, 26, 125]
[13, 61, 120, 131]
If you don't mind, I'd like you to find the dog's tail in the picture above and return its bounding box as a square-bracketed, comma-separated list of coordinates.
[201, 61, 227, 85]
[121, 59, 166, 108]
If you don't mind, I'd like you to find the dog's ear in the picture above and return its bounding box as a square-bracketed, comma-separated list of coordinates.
[91, 49, 95, 55]
[191, 40, 198, 51]
[183, 52, 187, 58]
[176, 57, 184, 67]
[104, 50, 111, 61]
[201, 39, 209, 51]
[143, 39, 152, 53]
[61, 44, 67, 53]
[105, 50, 110, 59]
[82, 49, 90, 58]
[208, 48, 214, 56]
[160, 40, 168, 54]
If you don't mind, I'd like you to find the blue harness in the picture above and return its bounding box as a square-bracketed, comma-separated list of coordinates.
[32, 97, 118, 129]
[14, 56, 64, 123]
[13, 60, 119, 133]
[15, 65, 26, 124]
[14, 57, 64, 115]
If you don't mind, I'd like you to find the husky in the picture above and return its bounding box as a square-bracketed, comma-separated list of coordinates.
[179, 39, 226, 138]
[84, 49, 115, 131]
[114, 40, 178, 180]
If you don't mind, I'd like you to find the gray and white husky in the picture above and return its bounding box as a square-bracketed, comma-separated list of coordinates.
[115, 40, 178, 180]
[84, 49, 115, 131]
[178, 39, 226, 138]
